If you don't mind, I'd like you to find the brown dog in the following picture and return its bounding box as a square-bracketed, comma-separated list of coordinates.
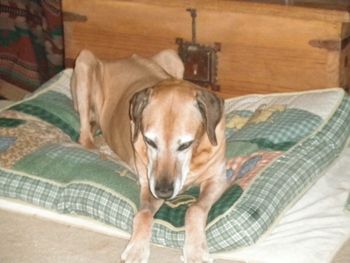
[71, 49, 228, 263]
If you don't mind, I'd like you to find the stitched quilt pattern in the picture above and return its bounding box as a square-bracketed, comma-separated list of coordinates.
[0, 69, 349, 252]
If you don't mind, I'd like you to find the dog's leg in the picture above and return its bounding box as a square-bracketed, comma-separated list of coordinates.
[121, 182, 164, 263]
[184, 177, 228, 263]
[71, 50, 100, 149]
[75, 78, 95, 149]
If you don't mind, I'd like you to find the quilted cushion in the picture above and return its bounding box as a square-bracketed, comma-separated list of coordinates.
[0, 69, 350, 252]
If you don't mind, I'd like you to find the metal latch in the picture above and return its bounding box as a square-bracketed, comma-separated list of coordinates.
[176, 8, 221, 91]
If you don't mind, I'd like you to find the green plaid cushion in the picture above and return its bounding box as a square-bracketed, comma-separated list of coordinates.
[10, 91, 80, 141]
[0, 69, 349, 253]
[230, 109, 322, 144]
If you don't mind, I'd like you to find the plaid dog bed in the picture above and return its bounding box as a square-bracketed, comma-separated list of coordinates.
[1, 69, 349, 252]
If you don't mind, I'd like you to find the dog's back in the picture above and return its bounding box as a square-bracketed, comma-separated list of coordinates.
[71, 49, 184, 167]
[100, 55, 173, 165]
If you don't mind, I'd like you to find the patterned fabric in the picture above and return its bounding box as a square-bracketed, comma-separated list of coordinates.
[0, 118, 25, 127]
[226, 151, 283, 189]
[0, 169, 136, 232]
[228, 109, 322, 144]
[206, 96, 350, 252]
[0, 69, 350, 252]
[10, 91, 80, 141]
[0, 0, 63, 91]
[0, 136, 16, 152]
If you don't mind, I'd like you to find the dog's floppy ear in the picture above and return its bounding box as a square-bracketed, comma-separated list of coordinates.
[129, 88, 152, 142]
[196, 90, 224, 146]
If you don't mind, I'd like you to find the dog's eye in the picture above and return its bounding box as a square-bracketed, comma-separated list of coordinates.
[144, 137, 157, 149]
[177, 141, 193, 152]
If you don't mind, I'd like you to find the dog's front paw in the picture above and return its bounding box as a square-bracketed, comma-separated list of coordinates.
[183, 241, 213, 263]
[78, 133, 96, 149]
[121, 240, 150, 263]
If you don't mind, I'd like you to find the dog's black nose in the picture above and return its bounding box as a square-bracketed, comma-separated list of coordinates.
[155, 181, 174, 200]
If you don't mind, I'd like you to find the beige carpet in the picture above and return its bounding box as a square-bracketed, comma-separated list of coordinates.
[0, 209, 349, 263]
[333, 238, 350, 263]
[0, 210, 238, 263]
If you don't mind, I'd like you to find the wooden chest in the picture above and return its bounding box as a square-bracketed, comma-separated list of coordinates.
[63, 0, 350, 98]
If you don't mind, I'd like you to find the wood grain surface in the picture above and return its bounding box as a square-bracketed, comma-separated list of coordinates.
[63, 0, 350, 97]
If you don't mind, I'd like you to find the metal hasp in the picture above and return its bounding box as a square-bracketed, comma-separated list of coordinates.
[176, 8, 221, 91]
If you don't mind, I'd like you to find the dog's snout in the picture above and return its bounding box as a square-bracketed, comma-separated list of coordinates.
[155, 180, 174, 200]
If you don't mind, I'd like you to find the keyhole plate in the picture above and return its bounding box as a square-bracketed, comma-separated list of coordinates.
[175, 8, 221, 91]
[176, 38, 221, 91]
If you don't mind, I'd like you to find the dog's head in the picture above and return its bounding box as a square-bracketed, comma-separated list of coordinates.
[130, 80, 224, 199]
